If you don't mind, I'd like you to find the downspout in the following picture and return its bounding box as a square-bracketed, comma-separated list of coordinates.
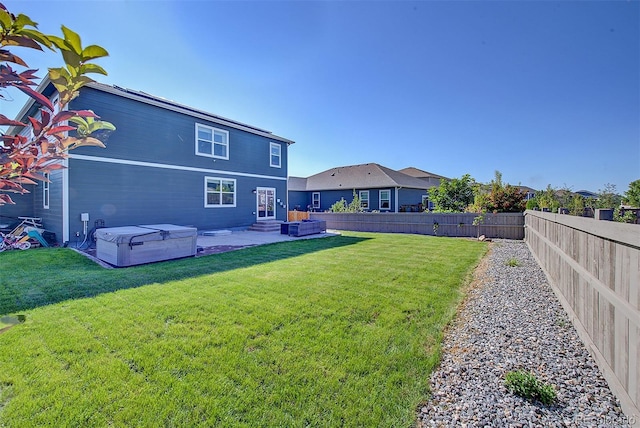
[62, 157, 69, 243]
[395, 187, 399, 213]
[61, 97, 70, 243]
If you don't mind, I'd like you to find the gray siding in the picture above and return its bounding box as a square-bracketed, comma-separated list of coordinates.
[68, 158, 286, 233]
[288, 191, 310, 211]
[32, 169, 64, 243]
[397, 188, 428, 208]
[69, 87, 288, 179]
[0, 187, 35, 227]
[317, 190, 356, 211]
[40, 85, 291, 242]
[291, 188, 429, 212]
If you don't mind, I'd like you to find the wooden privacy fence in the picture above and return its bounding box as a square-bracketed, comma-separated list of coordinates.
[308, 212, 524, 239]
[288, 211, 310, 222]
[525, 210, 640, 420]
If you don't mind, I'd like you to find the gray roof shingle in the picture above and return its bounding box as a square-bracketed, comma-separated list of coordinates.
[291, 163, 438, 191]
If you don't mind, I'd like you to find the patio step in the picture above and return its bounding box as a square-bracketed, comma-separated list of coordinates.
[248, 221, 282, 232]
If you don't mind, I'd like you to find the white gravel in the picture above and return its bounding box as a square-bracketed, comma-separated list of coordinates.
[417, 240, 633, 428]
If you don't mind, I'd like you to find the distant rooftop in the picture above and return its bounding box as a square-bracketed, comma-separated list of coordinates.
[398, 167, 448, 180]
[290, 163, 443, 191]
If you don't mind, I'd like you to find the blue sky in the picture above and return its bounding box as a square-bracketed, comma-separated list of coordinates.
[2, 0, 638, 193]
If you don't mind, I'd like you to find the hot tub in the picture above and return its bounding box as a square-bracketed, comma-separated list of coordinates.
[96, 224, 197, 267]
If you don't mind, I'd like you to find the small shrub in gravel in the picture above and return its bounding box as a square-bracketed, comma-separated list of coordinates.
[505, 370, 556, 405]
[505, 257, 519, 267]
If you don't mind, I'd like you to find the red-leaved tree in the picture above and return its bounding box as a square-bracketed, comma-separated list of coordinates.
[0, 2, 115, 205]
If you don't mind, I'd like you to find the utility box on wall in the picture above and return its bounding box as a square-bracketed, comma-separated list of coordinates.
[96, 224, 197, 267]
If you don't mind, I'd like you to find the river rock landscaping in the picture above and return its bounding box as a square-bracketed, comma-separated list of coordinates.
[417, 240, 631, 427]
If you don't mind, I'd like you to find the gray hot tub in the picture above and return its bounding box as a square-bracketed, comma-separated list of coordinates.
[96, 224, 197, 267]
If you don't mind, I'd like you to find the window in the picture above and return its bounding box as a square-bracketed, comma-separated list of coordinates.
[43, 173, 50, 209]
[205, 177, 236, 207]
[359, 191, 369, 209]
[196, 124, 229, 159]
[379, 189, 391, 210]
[422, 194, 432, 211]
[312, 192, 320, 209]
[270, 142, 281, 168]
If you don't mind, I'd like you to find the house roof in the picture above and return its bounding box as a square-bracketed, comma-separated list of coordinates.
[516, 185, 537, 193]
[291, 163, 438, 191]
[287, 176, 308, 191]
[8, 78, 295, 145]
[575, 190, 598, 198]
[398, 167, 448, 180]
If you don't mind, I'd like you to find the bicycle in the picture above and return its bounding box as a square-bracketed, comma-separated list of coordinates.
[0, 232, 31, 252]
[0, 217, 40, 252]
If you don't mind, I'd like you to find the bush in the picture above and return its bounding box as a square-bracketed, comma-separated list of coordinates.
[329, 190, 363, 213]
[505, 370, 556, 405]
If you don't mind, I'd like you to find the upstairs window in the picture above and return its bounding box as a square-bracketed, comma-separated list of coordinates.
[270, 142, 281, 168]
[196, 124, 229, 160]
[205, 177, 236, 207]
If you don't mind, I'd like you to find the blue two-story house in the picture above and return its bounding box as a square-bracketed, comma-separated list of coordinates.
[2, 80, 294, 244]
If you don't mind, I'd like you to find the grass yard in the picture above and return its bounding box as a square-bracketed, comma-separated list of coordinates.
[0, 232, 486, 427]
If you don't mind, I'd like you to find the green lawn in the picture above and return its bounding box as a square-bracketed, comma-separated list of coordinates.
[0, 232, 486, 427]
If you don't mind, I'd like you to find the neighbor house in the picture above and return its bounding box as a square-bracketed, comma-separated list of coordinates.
[515, 185, 537, 201]
[288, 163, 447, 212]
[1, 80, 294, 244]
[575, 190, 598, 199]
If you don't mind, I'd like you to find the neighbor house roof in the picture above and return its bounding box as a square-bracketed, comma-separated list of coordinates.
[291, 163, 438, 191]
[516, 185, 537, 193]
[287, 176, 308, 192]
[398, 167, 448, 180]
[575, 190, 598, 198]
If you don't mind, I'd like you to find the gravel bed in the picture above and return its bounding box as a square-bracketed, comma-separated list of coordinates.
[417, 240, 632, 428]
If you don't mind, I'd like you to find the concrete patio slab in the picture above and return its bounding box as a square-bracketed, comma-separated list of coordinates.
[74, 228, 339, 266]
[196, 229, 339, 255]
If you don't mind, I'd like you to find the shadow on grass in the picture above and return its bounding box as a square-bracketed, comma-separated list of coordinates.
[0, 235, 369, 315]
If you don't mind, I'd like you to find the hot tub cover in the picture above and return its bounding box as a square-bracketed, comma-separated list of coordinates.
[95, 224, 197, 244]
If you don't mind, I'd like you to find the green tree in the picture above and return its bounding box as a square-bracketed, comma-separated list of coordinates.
[569, 194, 585, 216]
[556, 186, 574, 209]
[596, 183, 622, 209]
[622, 179, 640, 207]
[428, 174, 475, 212]
[330, 190, 362, 213]
[0, 3, 114, 205]
[471, 171, 526, 213]
[535, 185, 560, 212]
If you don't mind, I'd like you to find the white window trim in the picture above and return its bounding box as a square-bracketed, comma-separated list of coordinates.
[359, 190, 369, 209]
[43, 172, 50, 209]
[312, 192, 320, 209]
[204, 176, 236, 208]
[379, 189, 391, 211]
[195, 123, 229, 160]
[69, 154, 287, 181]
[269, 142, 281, 168]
